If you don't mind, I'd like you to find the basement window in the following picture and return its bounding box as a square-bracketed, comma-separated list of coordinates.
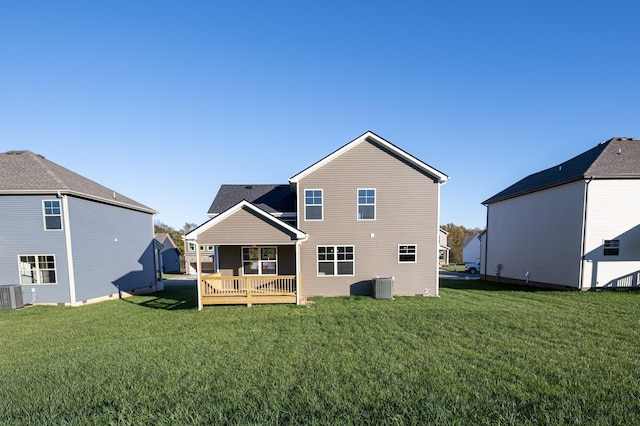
[603, 239, 620, 256]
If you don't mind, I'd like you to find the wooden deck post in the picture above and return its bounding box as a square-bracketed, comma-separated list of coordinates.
[246, 276, 252, 307]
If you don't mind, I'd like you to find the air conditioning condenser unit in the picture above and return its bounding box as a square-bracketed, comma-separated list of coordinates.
[0, 285, 24, 309]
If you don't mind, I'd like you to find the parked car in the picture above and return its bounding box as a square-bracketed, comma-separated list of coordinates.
[465, 262, 480, 274]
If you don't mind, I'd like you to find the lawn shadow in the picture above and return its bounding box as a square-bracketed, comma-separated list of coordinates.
[123, 286, 198, 310]
[440, 279, 547, 292]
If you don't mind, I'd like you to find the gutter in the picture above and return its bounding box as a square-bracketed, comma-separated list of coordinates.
[578, 177, 593, 290]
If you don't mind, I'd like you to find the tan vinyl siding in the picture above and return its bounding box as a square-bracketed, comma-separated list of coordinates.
[198, 206, 299, 245]
[582, 179, 640, 288]
[485, 180, 585, 287]
[297, 140, 440, 297]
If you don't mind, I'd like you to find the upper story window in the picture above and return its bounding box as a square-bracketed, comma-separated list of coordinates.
[242, 247, 277, 275]
[398, 244, 417, 263]
[43, 200, 62, 230]
[186, 242, 196, 252]
[18, 255, 57, 284]
[357, 189, 375, 220]
[604, 239, 620, 256]
[305, 189, 323, 221]
[200, 245, 214, 252]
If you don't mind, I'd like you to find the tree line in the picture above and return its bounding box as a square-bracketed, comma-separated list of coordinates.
[441, 223, 483, 264]
[154, 221, 198, 254]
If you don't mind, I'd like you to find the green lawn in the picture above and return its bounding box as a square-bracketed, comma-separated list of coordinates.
[1, 280, 639, 425]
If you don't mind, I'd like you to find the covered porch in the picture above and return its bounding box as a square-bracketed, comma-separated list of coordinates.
[185, 200, 307, 309]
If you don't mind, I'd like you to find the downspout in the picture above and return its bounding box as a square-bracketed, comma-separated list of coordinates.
[578, 177, 593, 290]
[61, 194, 77, 305]
[483, 203, 489, 280]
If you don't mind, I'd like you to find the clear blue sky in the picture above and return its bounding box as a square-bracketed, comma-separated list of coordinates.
[2, 1, 639, 230]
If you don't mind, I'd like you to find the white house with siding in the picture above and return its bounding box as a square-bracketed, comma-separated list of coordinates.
[0, 150, 162, 306]
[481, 137, 640, 290]
[462, 232, 481, 263]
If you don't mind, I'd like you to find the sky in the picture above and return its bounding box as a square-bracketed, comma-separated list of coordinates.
[2, 1, 640, 231]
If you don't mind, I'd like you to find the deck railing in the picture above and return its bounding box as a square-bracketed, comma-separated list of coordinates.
[200, 274, 297, 307]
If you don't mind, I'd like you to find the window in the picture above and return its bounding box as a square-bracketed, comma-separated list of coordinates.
[399, 245, 417, 263]
[186, 242, 196, 252]
[305, 189, 323, 220]
[317, 246, 354, 276]
[43, 200, 62, 230]
[18, 255, 57, 284]
[200, 245, 214, 252]
[357, 189, 375, 220]
[242, 247, 277, 275]
[604, 240, 620, 256]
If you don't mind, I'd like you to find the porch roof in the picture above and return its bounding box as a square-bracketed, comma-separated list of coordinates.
[186, 200, 307, 245]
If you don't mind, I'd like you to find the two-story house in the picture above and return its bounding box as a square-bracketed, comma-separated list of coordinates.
[0, 150, 162, 306]
[185, 131, 448, 308]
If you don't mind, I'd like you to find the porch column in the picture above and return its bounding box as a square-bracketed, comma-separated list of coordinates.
[196, 242, 203, 311]
[295, 240, 302, 305]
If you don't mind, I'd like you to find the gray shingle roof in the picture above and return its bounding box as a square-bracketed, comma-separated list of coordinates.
[0, 150, 155, 213]
[483, 137, 640, 204]
[208, 184, 295, 215]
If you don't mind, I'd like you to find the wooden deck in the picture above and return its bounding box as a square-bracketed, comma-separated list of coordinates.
[200, 274, 297, 307]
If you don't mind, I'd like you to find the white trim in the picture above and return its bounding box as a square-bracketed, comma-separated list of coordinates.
[398, 244, 417, 263]
[304, 188, 323, 221]
[62, 195, 77, 303]
[316, 245, 355, 277]
[196, 243, 202, 311]
[241, 246, 278, 276]
[0, 189, 156, 214]
[17, 254, 58, 285]
[356, 188, 376, 221]
[290, 131, 449, 184]
[42, 199, 63, 231]
[185, 200, 307, 241]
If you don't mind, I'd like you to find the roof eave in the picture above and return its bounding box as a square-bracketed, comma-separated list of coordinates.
[0, 189, 157, 214]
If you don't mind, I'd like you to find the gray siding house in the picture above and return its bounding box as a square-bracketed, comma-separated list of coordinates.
[186, 131, 448, 307]
[482, 137, 640, 290]
[0, 150, 162, 306]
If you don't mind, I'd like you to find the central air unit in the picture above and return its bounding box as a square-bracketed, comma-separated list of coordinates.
[0, 285, 24, 309]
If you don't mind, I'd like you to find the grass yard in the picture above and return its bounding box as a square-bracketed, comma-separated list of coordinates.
[1, 280, 639, 425]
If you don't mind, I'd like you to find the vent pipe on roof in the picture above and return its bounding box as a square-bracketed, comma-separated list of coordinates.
[558, 165, 562, 172]
[618, 149, 622, 155]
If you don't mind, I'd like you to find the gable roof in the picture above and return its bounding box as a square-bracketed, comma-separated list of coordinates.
[0, 150, 155, 213]
[155, 233, 178, 249]
[483, 137, 640, 205]
[187, 200, 307, 241]
[208, 184, 295, 217]
[289, 131, 449, 184]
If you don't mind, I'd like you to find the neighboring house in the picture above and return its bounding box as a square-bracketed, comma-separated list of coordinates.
[438, 228, 450, 266]
[0, 150, 162, 306]
[482, 137, 640, 290]
[155, 233, 182, 274]
[184, 242, 215, 275]
[462, 232, 481, 263]
[185, 131, 449, 308]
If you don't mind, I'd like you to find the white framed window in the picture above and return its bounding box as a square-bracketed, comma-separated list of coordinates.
[200, 245, 214, 252]
[398, 244, 417, 263]
[43, 200, 62, 230]
[18, 255, 57, 284]
[603, 239, 620, 256]
[357, 189, 375, 220]
[242, 247, 277, 275]
[186, 242, 196, 252]
[317, 246, 354, 276]
[305, 189, 323, 221]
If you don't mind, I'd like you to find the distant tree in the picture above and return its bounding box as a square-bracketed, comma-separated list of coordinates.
[441, 223, 483, 264]
[154, 221, 186, 254]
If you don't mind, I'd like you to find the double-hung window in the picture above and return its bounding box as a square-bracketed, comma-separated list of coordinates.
[18, 255, 57, 284]
[43, 200, 62, 230]
[242, 247, 277, 275]
[305, 189, 323, 220]
[357, 189, 375, 220]
[398, 244, 417, 263]
[603, 239, 620, 256]
[317, 246, 354, 276]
